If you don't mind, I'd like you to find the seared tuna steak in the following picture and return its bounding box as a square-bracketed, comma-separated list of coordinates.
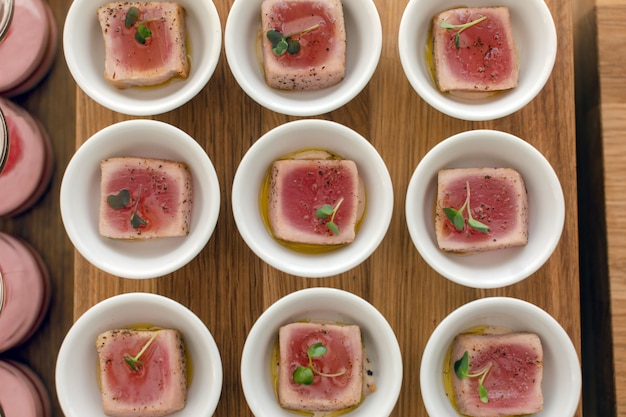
[99, 157, 192, 239]
[451, 332, 543, 417]
[96, 329, 187, 417]
[435, 167, 528, 252]
[268, 159, 361, 245]
[261, 0, 346, 90]
[97, 2, 189, 88]
[433, 7, 518, 94]
[278, 322, 363, 411]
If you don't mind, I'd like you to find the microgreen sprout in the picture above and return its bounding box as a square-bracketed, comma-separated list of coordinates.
[440, 15, 487, 49]
[315, 197, 344, 235]
[107, 186, 147, 230]
[454, 351, 493, 403]
[266, 23, 320, 56]
[443, 182, 489, 233]
[125, 6, 154, 44]
[293, 342, 346, 385]
[124, 331, 159, 372]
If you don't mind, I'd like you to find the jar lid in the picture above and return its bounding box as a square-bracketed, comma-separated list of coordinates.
[0, 104, 7, 174]
[0, 0, 13, 42]
[0, 360, 41, 417]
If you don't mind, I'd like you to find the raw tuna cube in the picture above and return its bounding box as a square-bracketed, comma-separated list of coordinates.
[96, 329, 187, 417]
[278, 322, 363, 411]
[432, 7, 518, 94]
[97, 2, 189, 88]
[268, 159, 360, 245]
[435, 167, 528, 252]
[261, 0, 346, 90]
[451, 332, 543, 417]
[99, 157, 193, 239]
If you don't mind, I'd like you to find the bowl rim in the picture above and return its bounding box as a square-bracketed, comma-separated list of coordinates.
[63, 0, 222, 116]
[55, 292, 223, 417]
[232, 119, 393, 278]
[398, 0, 557, 121]
[224, 0, 382, 116]
[240, 287, 403, 417]
[405, 129, 564, 288]
[60, 119, 221, 279]
[419, 296, 582, 417]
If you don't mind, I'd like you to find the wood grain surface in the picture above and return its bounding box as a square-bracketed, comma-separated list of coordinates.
[0, 0, 590, 416]
[597, 0, 626, 415]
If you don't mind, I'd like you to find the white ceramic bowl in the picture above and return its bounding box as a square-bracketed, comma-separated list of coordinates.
[63, 0, 221, 116]
[56, 292, 223, 417]
[60, 120, 220, 279]
[398, 0, 557, 121]
[241, 287, 402, 417]
[232, 119, 393, 278]
[405, 130, 564, 288]
[420, 297, 581, 417]
[224, 0, 381, 116]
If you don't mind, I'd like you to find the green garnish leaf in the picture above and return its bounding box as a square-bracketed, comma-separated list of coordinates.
[326, 222, 339, 235]
[293, 365, 315, 385]
[454, 350, 470, 378]
[444, 207, 465, 232]
[315, 204, 334, 219]
[266, 29, 284, 44]
[123, 331, 159, 372]
[135, 24, 152, 44]
[454, 350, 492, 403]
[293, 341, 345, 385]
[107, 189, 131, 210]
[314, 197, 344, 235]
[443, 182, 490, 234]
[286, 37, 301, 54]
[267, 23, 320, 56]
[125, 6, 140, 28]
[468, 217, 490, 233]
[130, 212, 147, 229]
[307, 342, 327, 358]
[440, 15, 488, 49]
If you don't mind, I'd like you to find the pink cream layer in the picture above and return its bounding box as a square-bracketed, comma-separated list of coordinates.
[0, 98, 53, 217]
[0, 233, 50, 353]
[0, 0, 50, 92]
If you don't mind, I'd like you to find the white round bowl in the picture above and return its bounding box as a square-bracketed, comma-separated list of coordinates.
[63, 0, 222, 116]
[241, 287, 402, 417]
[224, 0, 381, 116]
[420, 297, 581, 417]
[398, 0, 557, 121]
[60, 120, 220, 279]
[405, 129, 564, 288]
[232, 119, 393, 278]
[56, 292, 223, 417]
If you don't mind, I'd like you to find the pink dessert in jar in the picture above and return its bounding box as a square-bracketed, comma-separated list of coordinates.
[0, 0, 57, 97]
[0, 97, 54, 217]
[0, 360, 51, 417]
[0, 232, 51, 353]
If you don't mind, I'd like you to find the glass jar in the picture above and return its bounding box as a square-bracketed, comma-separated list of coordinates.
[0, 97, 53, 217]
[0, 233, 50, 353]
[0, 359, 51, 417]
[0, 0, 57, 97]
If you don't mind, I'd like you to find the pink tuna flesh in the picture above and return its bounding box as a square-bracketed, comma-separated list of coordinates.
[432, 7, 518, 94]
[451, 332, 543, 417]
[435, 167, 528, 252]
[96, 329, 187, 417]
[97, 2, 189, 88]
[278, 322, 363, 411]
[269, 159, 360, 245]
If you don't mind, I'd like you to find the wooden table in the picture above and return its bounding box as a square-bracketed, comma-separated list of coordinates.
[1, 0, 593, 416]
